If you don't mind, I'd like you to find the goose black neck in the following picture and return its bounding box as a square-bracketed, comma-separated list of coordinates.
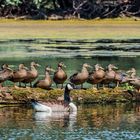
[64, 87, 71, 103]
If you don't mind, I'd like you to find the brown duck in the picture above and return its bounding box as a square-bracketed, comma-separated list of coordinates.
[22, 62, 40, 87]
[102, 64, 118, 87]
[10, 63, 28, 88]
[87, 64, 105, 88]
[34, 66, 55, 90]
[69, 63, 92, 88]
[126, 68, 140, 92]
[0, 64, 13, 88]
[126, 68, 136, 78]
[53, 62, 67, 88]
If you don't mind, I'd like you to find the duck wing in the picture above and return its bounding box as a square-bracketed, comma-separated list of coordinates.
[69, 72, 78, 81]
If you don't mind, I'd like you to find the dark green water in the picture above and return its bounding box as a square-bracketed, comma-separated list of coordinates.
[0, 103, 140, 140]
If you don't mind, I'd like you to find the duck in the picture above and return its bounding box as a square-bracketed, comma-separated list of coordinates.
[69, 63, 92, 89]
[10, 63, 28, 88]
[114, 70, 129, 87]
[22, 62, 40, 87]
[102, 64, 118, 88]
[53, 62, 67, 88]
[87, 64, 105, 89]
[126, 68, 140, 92]
[126, 68, 137, 78]
[0, 64, 13, 88]
[34, 66, 55, 90]
[31, 83, 77, 113]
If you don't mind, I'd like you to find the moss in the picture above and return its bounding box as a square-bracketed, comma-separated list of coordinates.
[0, 87, 139, 104]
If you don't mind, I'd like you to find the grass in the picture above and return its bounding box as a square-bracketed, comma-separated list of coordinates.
[0, 18, 140, 40]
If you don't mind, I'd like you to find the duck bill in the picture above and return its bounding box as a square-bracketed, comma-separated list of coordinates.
[63, 64, 66, 68]
[8, 65, 16, 68]
[100, 66, 104, 70]
[36, 64, 41, 67]
[24, 66, 29, 70]
[113, 66, 118, 70]
[126, 70, 131, 74]
[7, 67, 13, 71]
[88, 65, 93, 68]
[50, 68, 55, 72]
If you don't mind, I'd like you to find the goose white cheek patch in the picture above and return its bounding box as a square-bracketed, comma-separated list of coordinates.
[67, 84, 73, 90]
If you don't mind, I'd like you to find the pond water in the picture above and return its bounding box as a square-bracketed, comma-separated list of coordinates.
[0, 38, 140, 88]
[0, 103, 139, 140]
[0, 38, 140, 139]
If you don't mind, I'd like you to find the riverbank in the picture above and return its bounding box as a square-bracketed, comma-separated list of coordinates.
[0, 19, 140, 40]
[0, 87, 140, 104]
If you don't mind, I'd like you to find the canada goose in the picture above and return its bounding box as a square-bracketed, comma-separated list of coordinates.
[0, 64, 13, 88]
[34, 66, 55, 90]
[69, 63, 92, 89]
[22, 62, 40, 87]
[53, 62, 67, 88]
[87, 64, 105, 89]
[10, 63, 28, 88]
[31, 83, 77, 113]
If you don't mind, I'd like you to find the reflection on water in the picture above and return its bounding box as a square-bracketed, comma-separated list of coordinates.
[0, 103, 139, 139]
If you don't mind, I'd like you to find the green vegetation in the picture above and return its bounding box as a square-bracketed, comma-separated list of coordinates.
[0, 0, 140, 19]
[0, 87, 139, 104]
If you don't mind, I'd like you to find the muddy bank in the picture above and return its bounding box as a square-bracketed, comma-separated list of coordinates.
[0, 87, 140, 104]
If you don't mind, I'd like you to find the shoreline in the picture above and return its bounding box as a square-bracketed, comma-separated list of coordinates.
[0, 18, 140, 40]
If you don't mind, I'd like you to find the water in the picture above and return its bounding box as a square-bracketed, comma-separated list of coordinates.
[0, 38, 140, 87]
[0, 38, 140, 139]
[0, 103, 139, 140]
